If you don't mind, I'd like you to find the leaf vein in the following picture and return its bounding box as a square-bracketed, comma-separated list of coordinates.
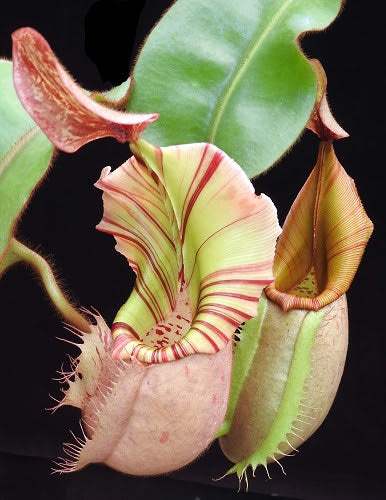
[208, 0, 295, 143]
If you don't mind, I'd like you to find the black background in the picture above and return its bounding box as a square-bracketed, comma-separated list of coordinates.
[0, 1, 384, 499]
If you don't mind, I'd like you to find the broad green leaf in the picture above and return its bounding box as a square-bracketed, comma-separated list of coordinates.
[0, 59, 55, 264]
[128, 0, 343, 178]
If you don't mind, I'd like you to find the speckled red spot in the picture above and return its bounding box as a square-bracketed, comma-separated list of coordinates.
[159, 431, 169, 444]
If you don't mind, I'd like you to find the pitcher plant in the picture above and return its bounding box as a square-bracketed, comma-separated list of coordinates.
[0, 0, 373, 486]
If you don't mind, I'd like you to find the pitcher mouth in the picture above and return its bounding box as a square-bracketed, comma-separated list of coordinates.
[265, 141, 373, 312]
[111, 285, 195, 363]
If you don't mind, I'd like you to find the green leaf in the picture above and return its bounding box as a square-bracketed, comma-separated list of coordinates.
[91, 76, 132, 109]
[128, 0, 342, 178]
[0, 59, 55, 264]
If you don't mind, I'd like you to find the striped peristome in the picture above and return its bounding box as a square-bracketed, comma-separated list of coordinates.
[96, 140, 281, 363]
[265, 141, 373, 311]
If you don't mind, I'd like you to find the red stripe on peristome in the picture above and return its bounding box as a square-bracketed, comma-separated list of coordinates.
[131, 343, 145, 360]
[115, 337, 198, 363]
[200, 278, 272, 292]
[201, 264, 271, 283]
[196, 308, 241, 327]
[181, 147, 223, 245]
[191, 327, 221, 352]
[154, 145, 165, 177]
[194, 320, 230, 343]
[161, 349, 169, 363]
[107, 217, 176, 308]
[323, 199, 361, 239]
[134, 282, 161, 324]
[97, 177, 176, 251]
[182, 337, 198, 355]
[186, 237, 274, 288]
[326, 219, 372, 254]
[180, 144, 209, 231]
[175, 340, 189, 358]
[124, 250, 162, 322]
[319, 157, 341, 201]
[328, 240, 370, 261]
[111, 322, 140, 340]
[200, 302, 252, 319]
[112, 334, 132, 358]
[123, 158, 160, 197]
[200, 291, 259, 303]
[171, 343, 182, 360]
[99, 221, 175, 315]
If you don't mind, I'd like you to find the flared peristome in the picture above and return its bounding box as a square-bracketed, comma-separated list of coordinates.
[96, 140, 281, 363]
[266, 141, 373, 311]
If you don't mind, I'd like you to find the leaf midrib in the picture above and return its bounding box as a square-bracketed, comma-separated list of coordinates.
[208, 0, 295, 143]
